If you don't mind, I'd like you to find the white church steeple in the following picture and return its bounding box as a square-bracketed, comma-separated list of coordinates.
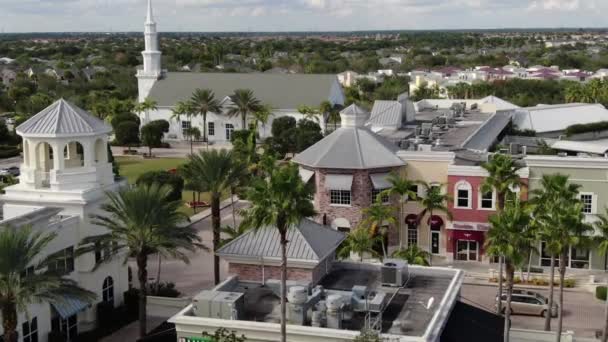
[137, 0, 162, 102]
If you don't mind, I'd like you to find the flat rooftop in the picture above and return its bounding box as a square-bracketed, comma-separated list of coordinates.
[172, 262, 464, 342]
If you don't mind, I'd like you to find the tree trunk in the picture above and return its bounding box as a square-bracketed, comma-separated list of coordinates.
[545, 254, 556, 331]
[155, 254, 162, 293]
[399, 200, 404, 250]
[556, 251, 567, 342]
[148, 146, 152, 158]
[192, 191, 197, 214]
[504, 262, 515, 342]
[242, 114, 247, 131]
[2, 302, 18, 342]
[203, 112, 208, 146]
[497, 255, 504, 314]
[212, 194, 221, 285]
[231, 191, 237, 228]
[190, 137, 194, 155]
[527, 251, 533, 283]
[602, 276, 608, 342]
[136, 253, 148, 338]
[280, 229, 288, 342]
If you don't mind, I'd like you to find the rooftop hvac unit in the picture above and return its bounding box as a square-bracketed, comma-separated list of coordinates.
[381, 259, 409, 287]
[192, 290, 244, 320]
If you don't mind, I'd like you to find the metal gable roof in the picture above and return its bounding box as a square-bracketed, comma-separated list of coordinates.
[17, 99, 111, 137]
[368, 100, 402, 127]
[147, 72, 341, 109]
[292, 127, 405, 170]
[217, 219, 345, 261]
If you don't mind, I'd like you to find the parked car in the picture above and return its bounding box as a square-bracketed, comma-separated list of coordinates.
[0, 166, 19, 177]
[495, 289, 558, 317]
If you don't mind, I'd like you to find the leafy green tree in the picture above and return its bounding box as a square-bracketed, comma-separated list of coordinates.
[0, 226, 96, 342]
[295, 119, 323, 152]
[250, 104, 273, 136]
[140, 120, 169, 157]
[226, 89, 261, 129]
[136, 170, 184, 202]
[269, 116, 297, 157]
[190, 89, 222, 144]
[219, 225, 250, 247]
[179, 149, 245, 285]
[80, 184, 201, 338]
[486, 200, 531, 342]
[115, 121, 140, 152]
[337, 227, 381, 262]
[362, 202, 396, 258]
[240, 161, 316, 342]
[381, 172, 417, 249]
[392, 244, 431, 266]
[297, 105, 321, 122]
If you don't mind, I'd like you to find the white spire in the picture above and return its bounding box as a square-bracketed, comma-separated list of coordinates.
[146, 0, 155, 24]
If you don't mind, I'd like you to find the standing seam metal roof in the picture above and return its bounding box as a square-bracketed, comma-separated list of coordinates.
[216, 219, 345, 261]
[17, 99, 111, 137]
[368, 100, 402, 127]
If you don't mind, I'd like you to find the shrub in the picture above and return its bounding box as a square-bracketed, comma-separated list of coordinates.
[115, 121, 140, 147]
[596, 286, 607, 301]
[565, 121, 608, 136]
[0, 145, 20, 158]
[147, 281, 181, 298]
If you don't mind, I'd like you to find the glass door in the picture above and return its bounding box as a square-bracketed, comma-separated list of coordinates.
[468, 241, 478, 261]
[456, 240, 478, 261]
[431, 231, 440, 254]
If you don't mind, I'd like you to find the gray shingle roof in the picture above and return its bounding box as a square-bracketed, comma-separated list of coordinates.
[368, 100, 402, 127]
[148, 72, 341, 109]
[17, 99, 111, 137]
[292, 126, 405, 169]
[217, 219, 345, 261]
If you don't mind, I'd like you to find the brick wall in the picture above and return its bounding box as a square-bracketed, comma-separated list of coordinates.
[228, 263, 313, 283]
[313, 167, 401, 246]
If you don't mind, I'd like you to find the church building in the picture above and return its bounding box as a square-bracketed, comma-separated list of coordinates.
[136, 0, 345, 143]
[0, 99, 129, 341]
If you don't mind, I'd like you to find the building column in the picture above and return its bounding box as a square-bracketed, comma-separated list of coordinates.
[52, 142, 65, 171]
[83, 140, 95, 167]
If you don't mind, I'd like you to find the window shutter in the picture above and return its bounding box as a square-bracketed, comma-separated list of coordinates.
[592, 194, 598, 214]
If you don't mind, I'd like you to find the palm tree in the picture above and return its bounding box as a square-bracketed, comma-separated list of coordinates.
[250, 104, 273, 137]
[381, 172, 417, 249]
[594, 209, 608, 342]
[183, 127, 201, 154]
[134, 97, 158, 124]
[361, 202, 396, 258]
[531, 174, 581, 332]
[486, 199, 531, 342]
[172, 101, 197, 153]
[80, 184, 202, 338]
[481, 153, 522, 314]
[179, 149, 244, 285]
[0, 226, 96, 342]
[416, 182, 451, 265]
[297, 105, 321, 122]
[240, 161, 316, 342]
[392, 244, 431, 266]
[226, 89, 261, 129]
[319, 101, 333, 132]
[553, 202, 592, 341]
[338, 227, 381, 262]
[190, 89, 222, 146]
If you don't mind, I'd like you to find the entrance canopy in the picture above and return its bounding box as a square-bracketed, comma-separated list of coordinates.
[51, 297, 90, 319]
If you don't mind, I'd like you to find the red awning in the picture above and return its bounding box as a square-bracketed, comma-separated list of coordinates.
[428, 215, 444, 230]
[405, 214, 418, 224]
[449, 230, 485, 242]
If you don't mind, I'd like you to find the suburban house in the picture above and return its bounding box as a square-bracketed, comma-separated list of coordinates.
[136, 1, 345, 143]
[0, 99, 129, 341]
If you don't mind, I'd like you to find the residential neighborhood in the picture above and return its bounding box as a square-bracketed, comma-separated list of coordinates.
[2, 1, 608, 342]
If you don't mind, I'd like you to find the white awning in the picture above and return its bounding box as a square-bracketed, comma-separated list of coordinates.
[370, 173, 391, 189]
[299, 168, 315, 183]
[325, 174, 353, 190]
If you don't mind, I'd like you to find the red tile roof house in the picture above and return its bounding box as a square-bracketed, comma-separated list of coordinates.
[292, 104, 406, 246]
[445, 164, 529, 263]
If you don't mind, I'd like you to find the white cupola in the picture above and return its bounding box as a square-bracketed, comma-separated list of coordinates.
[16, 99, 115, 191]
[339, 103, 370, 128]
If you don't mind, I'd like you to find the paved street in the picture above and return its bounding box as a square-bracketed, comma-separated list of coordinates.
[132, 199, 248, 296]
[461, 284, 605, 338]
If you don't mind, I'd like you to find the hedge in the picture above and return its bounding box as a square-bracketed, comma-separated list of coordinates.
[0, 145, 20, 158]
[565, 121, 608, 136]
[596, 286, 607, 301]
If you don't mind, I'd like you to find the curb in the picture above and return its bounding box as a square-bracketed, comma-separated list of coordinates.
[188, 195, 240, 225]
[463, 279, 590, 293]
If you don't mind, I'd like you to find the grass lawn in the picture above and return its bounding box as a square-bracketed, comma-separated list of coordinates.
[116, 156, 214, 217]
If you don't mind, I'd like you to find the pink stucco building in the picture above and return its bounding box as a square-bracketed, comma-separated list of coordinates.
[446, 164, 529, 262]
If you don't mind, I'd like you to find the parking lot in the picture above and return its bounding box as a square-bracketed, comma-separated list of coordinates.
[461, 284, 605, 338]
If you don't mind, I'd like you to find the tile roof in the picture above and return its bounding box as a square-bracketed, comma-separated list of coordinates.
[216, 219, 346, 261]
[17, 99, 111, 137]
[147, 72, 342, 109]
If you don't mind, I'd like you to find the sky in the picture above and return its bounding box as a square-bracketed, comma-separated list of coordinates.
[0, 0, 607, 33]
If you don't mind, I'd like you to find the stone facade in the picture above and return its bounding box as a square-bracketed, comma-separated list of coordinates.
[313, 167, 401, 246]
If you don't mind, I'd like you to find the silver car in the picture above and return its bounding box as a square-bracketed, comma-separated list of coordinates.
[495, 289, 558, 317]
